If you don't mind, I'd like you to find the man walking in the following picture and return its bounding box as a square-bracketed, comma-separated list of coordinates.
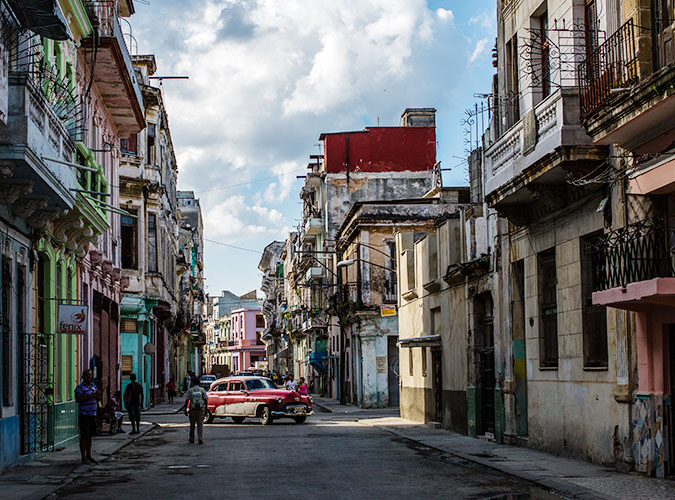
[74, 369, 99, 465]
[124, 373, 144, 434]
[185, 376, 208, 444]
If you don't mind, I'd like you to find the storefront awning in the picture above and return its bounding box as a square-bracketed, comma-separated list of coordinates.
[397, 335, 441, 348]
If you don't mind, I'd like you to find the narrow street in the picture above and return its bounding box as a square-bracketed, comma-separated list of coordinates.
[54, 411, 561, 500]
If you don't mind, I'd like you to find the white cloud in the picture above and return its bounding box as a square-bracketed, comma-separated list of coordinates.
[436, 8, 454, 24]
[129, 0, 494, 293]
[204, 195, 289, 241]
[468, 38, 490, 64]
[263, 161, 303, 203]
[469, 11, 494, 31]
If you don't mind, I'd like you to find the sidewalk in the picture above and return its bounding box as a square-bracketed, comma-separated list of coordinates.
[0, 421, 156, 500]
[143, 400, 185, 415]
[313, 397, 675, 500]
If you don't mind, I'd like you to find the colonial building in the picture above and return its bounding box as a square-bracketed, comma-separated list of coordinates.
[119, 54, 178, 408]
[0, 0, 143, 468]
[174, 191, 205, 380]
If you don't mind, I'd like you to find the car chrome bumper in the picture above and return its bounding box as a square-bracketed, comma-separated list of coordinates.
[271, 409, 314, 417]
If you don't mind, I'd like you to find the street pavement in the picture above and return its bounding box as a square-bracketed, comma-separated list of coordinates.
[1, 399, 673, 500]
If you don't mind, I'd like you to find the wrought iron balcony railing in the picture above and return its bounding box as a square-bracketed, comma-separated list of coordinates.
[590, 216, 675, 292]
[578, 19, 639, 119]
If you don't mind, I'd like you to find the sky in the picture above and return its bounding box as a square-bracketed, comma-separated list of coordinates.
[128, 0, 497, 298]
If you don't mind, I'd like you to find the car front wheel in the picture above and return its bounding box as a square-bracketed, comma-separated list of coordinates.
[232, 416, 245, 424]
[293, 416, 307, 424]
[205, 410, 214, 424]
[260, 406, 272, 425]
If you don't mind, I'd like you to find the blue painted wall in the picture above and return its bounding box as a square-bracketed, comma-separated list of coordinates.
[0, 416, 20, 470]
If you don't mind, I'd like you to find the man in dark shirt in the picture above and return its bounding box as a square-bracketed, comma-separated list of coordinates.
[124, 373, 144, 434]
[74, 369, 99, 465]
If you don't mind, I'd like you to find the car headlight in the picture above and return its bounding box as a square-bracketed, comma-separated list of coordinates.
[276, 397, 282, 404]
[309, 396, 313, 402]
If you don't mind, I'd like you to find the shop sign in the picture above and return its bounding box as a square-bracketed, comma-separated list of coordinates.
[380, 305, 397, 317]
[57, 304, 88, 335]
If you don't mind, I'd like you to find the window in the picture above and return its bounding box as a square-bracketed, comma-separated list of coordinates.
[538, 249, 558, 368]
[120, 133, 138, 155]
[384, 241, 397, 303]
[230, 381, 244, 392]
[121, 318, 138, 333]
[581, 234, 608, 367]
[147, 213, 158, 272]
[121, 211, 137, 269]
[505, 35, 520, 131]
[409, 348, 414, 376]
[539, 12, 550, 98]
[584, 0, 599, 57]
[421, 348, 427, 377]
[147, 124, 156, 164]
[256, 314, 265, 328]
[122, 355, 133, 377]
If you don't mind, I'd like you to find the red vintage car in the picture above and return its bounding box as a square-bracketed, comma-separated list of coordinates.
[204, 376, 313, 425]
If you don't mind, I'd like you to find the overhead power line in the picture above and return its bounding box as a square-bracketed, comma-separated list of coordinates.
[203, 238, 263, 254]
[198, 168, 306, 193]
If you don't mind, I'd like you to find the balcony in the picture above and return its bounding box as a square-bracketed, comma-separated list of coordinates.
[0, 74, 77, 226]
[306, 266, 325, 281]
[82, 1, 144, 135]
[302, 315, 327, 333]
[484, 88, 606, 225]
[305, 217, 323, 235]
[582, 19, 675, 152]
[591, 217, 675, 310]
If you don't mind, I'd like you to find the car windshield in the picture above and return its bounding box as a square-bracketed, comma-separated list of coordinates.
[244, 379, 275, 391]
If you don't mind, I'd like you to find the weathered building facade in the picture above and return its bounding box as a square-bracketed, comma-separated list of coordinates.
[0, 0, 145, 468]
[119, 54, 178, 408]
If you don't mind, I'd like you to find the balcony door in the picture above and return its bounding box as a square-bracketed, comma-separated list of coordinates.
[651, 0, 674, 71]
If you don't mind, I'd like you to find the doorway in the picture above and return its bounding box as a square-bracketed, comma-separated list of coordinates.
[475, 293, 495, 435]
[512, 260, 528, 437]
[432, 349, 443, 422]
[668, 325, 674, 476]
[387, 336, 399, 406]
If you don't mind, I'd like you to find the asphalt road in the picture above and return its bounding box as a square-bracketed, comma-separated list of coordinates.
[55, 411, 567, 500]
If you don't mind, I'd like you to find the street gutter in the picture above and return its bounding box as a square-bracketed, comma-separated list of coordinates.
[26, 423, 159, 500]
[370, 424, 617, 500]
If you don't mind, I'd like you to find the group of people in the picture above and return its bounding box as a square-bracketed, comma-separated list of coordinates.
[74, 370, 145, 465]
[74, 369, 314, 465]
[283, 375, 309, 395]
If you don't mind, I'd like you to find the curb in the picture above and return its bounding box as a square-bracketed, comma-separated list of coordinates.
[28, 423, 158, 500]
[312, 401, 333, 413]
[370, 424, 617, 500]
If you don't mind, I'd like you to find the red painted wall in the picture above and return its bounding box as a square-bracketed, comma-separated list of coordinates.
[323, 127, 436, 174]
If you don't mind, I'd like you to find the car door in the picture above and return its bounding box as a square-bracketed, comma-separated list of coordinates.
[210, 383, 228, 415]
[225, 380, 246, 415]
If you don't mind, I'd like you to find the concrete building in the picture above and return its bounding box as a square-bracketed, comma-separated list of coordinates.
[258, 241, 285, 372]
[576, 0, 675, 477]
[0, 0, 144, 467]
[174, 191, 205, 380]
[228, 308, 266, 373]
[203, 290, 261, 375]
[337, 194, 468, 408]
[119, 54, 178, 408]
[268, 108, 441, 403]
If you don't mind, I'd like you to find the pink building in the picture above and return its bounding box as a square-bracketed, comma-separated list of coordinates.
[228, 308, 267, 373]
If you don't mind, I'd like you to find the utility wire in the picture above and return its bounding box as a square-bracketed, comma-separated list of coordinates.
[198, 168, 306, 193]
[203, 238, 262, 254]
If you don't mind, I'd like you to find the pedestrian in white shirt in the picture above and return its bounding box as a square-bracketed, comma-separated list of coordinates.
[285, 375, 298, 392]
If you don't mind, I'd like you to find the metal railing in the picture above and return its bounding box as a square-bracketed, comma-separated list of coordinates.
[590, 216, 675, 291]
[578, 19, 639, 118]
